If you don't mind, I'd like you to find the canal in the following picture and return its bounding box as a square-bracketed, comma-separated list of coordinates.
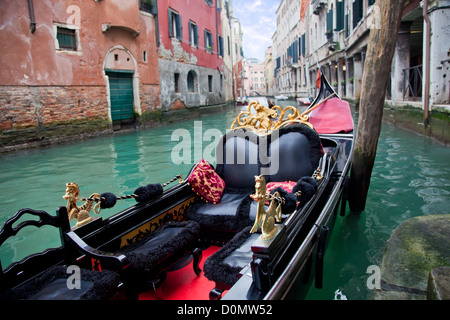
[1, 102, 449, 300]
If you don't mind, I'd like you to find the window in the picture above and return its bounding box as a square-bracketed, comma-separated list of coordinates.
[335, 1, 345, 31]
[217, 35, 224, 57]
[204, 29, 213, 53]
[168, 8, 182, 41]
[208, 75, 213, 92]
[187, 70, 197, 92]
[353, 0, 363, 29]
[174, 73, 180, 93]
[189, 21, 199, 47]
[143, 50, 147, 62]
[139, 0, 157, 14]
[205, 0, 213, 6]
[56, 26, 77, 51]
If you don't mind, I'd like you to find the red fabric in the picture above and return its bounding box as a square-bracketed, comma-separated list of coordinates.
[188, 159, 225, 204]
[316, 70, 321, 89]
[308, 97, 354, 134]
[138, 246, 221, 300]
[265, 181, 296, 205]
[266, 181, 296, 195]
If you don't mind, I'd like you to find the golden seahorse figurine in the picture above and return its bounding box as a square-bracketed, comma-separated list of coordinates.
[249, 175, 282, 241]
[63, 182, 101, 228]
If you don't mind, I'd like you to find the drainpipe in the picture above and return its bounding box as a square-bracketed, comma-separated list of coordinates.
[423, 0, 431, 127]
[28, 0, 36, 33]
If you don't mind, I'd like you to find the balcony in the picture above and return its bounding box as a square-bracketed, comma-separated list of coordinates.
[312, 0, 327, 15]
[101, 0, 141, 36]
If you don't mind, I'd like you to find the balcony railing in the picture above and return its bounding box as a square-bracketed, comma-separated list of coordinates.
[403, 65, 422, 100]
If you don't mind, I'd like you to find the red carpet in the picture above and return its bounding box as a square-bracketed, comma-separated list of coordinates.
[139, 246, 222, 300]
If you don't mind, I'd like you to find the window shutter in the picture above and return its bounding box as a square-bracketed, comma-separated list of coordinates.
[176, 14, 182, 40]
[301, 33, 306, 55]
[353, 0, 363, 29]
[189, 22, 192, 45]
[194, 25, 198, 47]
[327, 10, 334, 33]
[204, 30, 207, 50]
[210, 33, 213, 52]
[336, 1, 344, 31]
[168, 9, 173, 37]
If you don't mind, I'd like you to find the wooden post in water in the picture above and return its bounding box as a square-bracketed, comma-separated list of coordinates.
[348, 0, 407, 214]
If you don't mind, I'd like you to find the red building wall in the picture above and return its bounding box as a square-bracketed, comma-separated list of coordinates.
[157, 0, 223, 71]
[0, 0, 160, 131]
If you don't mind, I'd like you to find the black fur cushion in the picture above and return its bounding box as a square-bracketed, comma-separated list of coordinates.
[187, 194, 253, 233]
[0, 265, 120, 300]
[203, 226, 256, 287]
[119, 221, 200, 271]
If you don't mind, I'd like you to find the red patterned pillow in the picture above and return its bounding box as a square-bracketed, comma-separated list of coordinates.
[266, 181, 296, 195]
[265, 181, 296, 205]
[188, 159, 225, 204]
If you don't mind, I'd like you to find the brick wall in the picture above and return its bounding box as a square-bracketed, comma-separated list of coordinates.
[0, 85, 109, 131]
[139, 83, 161, 114]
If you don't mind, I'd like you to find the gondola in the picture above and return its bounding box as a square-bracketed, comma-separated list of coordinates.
[0, 73, 354, 301]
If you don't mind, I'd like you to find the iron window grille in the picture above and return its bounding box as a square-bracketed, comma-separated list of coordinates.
[56, 27, 77, 51]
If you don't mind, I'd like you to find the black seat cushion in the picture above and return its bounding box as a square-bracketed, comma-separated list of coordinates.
[190, 124, 322, 234]
[266, 125, 323, 182]
[0, 265, 120, 300]
[119, 221, 200, 271]
[187, 193, 254, 232]
[203, 226, 258, 287]
[218, 133, 259, 191]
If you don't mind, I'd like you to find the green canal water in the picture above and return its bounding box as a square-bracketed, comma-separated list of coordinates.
[1, 102, 449, 300]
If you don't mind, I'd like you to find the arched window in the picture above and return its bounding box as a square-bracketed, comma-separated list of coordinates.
[187, 70, 197, 92]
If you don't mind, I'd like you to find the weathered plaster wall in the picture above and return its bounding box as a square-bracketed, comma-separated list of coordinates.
[159, 59, 224, 111]
[0, 0, 160, 131]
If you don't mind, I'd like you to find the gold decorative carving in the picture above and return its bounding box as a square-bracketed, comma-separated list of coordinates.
[249, 175, 282, 241]
[231, 101, 313, 134]
[63, 182, 101, 228]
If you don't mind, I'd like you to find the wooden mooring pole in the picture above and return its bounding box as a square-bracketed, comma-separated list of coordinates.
[348, 0, 407, 214]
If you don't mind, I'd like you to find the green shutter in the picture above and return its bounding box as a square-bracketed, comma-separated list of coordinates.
[168, 9, 173, 37]
[327, 10, 333, 32]
[301, 33, 306, 55]
[189, 22, 192, 44]
[194, 25, 198, 47]
[176, 14, 182, 41]
[336, 1, 344, 31]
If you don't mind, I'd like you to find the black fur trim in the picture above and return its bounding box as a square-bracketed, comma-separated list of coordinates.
[203, 226, 253, 287]
[0, 265, 120, 300]
[270, 187, 297, 214]
[119, 221, 200, 272]
[134, 183, 163, 203]
[134, 186, 150, 203]
[292, 177, 318, 203]
[100, 192, 117, 209]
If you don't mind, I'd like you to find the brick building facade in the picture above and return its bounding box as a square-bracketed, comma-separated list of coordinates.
[0, 0, 160, 132]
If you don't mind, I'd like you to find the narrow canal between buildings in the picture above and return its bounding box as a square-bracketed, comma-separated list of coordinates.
[1, 101, 449, 300]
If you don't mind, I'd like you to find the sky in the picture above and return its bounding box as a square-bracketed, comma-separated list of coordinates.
[231, 0, 280, 62]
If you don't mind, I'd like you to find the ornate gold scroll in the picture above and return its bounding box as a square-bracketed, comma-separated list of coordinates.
[231, 101, 313, 135]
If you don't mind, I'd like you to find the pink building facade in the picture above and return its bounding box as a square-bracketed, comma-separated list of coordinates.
[0, 0, 161, 132]
[155, 0, 226, 111]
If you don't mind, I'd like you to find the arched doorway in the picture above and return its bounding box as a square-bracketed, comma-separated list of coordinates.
[104, 46, 140, 128]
